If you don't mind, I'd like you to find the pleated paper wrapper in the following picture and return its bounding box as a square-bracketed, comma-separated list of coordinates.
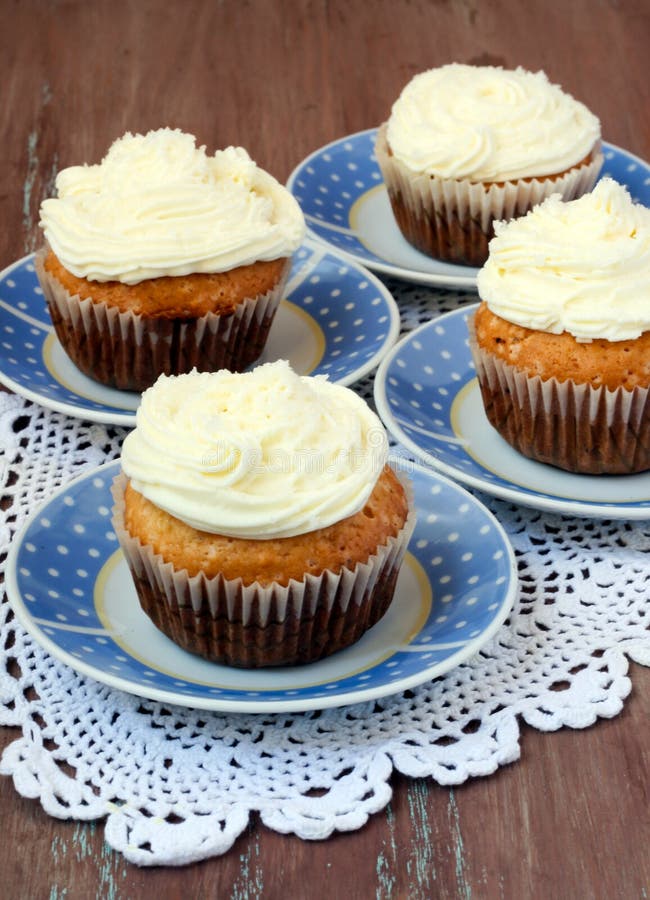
[468, 318, 650, 475]
[111, 470, 416, 668]
[35, 249, 289, 392]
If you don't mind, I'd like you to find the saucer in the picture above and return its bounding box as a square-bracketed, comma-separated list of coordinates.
[6, 459, 517, 713]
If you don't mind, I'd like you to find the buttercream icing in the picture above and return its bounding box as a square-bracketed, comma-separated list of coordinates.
[120, 361, 389, 539]
[386, 64, 600, 182]
[477, 178, 650, 341]
[39, 129, 305, 284]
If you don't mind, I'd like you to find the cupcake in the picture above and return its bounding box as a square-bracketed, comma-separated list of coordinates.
[375, 64, 603, 266]
[37, 129, 305, 391]
[111, 360, 415, 667]
[470, 178, 650, 475]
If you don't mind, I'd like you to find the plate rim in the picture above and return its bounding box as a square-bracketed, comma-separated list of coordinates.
[287, 130, 650, 289]
[374, 306, 650, 520]
[0, 238, 402, 427]
[5, 458, 518, 714]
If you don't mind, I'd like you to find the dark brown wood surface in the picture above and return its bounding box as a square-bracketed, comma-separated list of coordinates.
[2, 1, 650, 897]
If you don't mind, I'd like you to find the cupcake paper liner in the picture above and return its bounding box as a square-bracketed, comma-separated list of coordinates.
[375, 123, 604, 267]
[111, 471, 416, 668]
[35, 249, 290, 392]
[468, 320, 650, 474]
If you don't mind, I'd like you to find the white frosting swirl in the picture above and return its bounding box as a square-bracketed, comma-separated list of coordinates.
[477, 178, 650, 341]
[39, 129, 305, 284]
[120, 361, 389, 539]
[386, 64, 600, 182]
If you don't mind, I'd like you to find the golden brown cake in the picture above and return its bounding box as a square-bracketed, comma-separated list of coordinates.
[375, 64, 603, 267]
[473, 302, 650, 391]
[112, 362, 415, 667]
[42, 250, 288, 318]
[122, 466, 408, 586]
[471, 179, 650, 474]
[36, 129, 305, 391]
[37, 249, 290, 390]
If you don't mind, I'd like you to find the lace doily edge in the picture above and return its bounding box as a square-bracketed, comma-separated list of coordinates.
[0, 645, 643, 868]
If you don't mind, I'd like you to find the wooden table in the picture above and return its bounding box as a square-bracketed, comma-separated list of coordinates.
[2, 1, 649, 896]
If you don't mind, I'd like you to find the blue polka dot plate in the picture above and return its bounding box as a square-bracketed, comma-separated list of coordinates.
[6, 459, 516, 713]
[375, 306, 650, 520]
[0, 237, 399, 426]
[287, 129, 650, 289]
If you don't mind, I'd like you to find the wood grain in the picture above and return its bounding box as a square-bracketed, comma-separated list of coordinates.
[2, 1, 650, 897]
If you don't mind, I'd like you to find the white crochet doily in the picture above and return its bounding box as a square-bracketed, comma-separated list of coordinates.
[2, 282, 649, 867]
